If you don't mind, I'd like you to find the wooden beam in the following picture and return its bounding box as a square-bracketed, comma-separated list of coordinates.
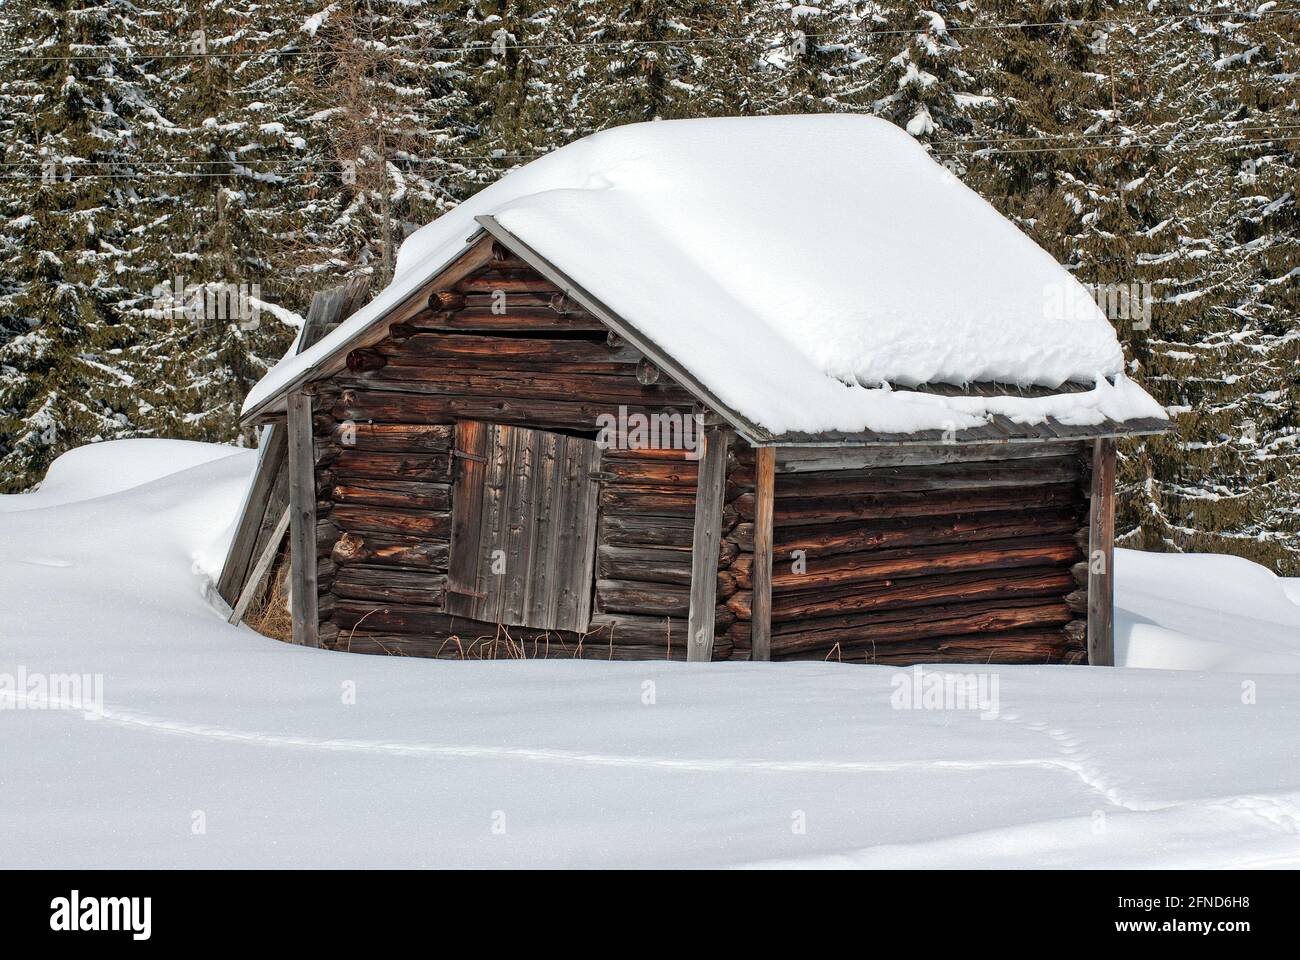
[686, 426, 732, 661]
[228, 506, 290, 625]
[1087, 438, 1116, 666]
[216, 423, 287, 605]
[287, 390, 320, 647]
[750, 446, 776, 661]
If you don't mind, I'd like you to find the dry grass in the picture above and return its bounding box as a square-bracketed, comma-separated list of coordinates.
[244, 552, 293, 642]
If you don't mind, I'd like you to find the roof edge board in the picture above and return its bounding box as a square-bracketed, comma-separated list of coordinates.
[239, 228, 491, 425]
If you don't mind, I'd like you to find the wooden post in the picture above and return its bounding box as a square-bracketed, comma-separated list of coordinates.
[750, 446, 776, 661]
[687, 426, 731, 662]
[1087, 438, 1116, 665]
[286, 390, 320, 647]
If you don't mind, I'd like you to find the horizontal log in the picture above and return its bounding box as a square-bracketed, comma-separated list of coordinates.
[331, 532, 449, 569]
[330, 480, 450, 512]
[729, 566, 1075, 621]
[330, 504, 451, 539]
[601, 445, 706, 462]
[599, 485, 698, 519]
[778, 629, 1073, 664]
[748, 483, 1080, 526]
[602, 458, 700, 486]
[596, 578, 689, 617]
[409, 305, 607, 332]
[332, 389, 651, 431]
[729, 508, 1081, 557]
[325, 422, 452, 453]
[733, 537, 1081, 594]
[376, 333, 638, 365]
[597, 545, 693, 585]
[769, 442, 1086, 472]
[455, 272, 561, 294]
[340, 367, 694, 406]
[597, 513, 696, 548]
[773, 457, 1080, 497]
[586, 612, 732, 651]
[331, 449, 452, 482]
[333, 566, 447, 606]
[770, 599, 1073, 656]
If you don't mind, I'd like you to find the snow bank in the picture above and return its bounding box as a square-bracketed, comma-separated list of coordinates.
[2, 442, 1295, 869]
[244, 115, 1165, 435]
[0, 439, 243, 513]
[1116, 548, 1300, 673]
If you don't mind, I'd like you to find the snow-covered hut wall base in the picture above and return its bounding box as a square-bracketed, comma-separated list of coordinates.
[221, 116, 1168, 667]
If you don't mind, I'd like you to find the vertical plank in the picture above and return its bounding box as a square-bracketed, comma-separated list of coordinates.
[286, 390, 319, 647]
[474, 423, 514, 624]
[216, 423, 287, 605]
[1087, 438, 1116, 666]
[687, 426, 732, 662]
[445, 420, 489, 617]
[750, 445, 776, 661]
[499, 426, 538, 626]
[549, 434, 587, 631]
[524, 430, 563, 628]
[566, 438, 602, 633]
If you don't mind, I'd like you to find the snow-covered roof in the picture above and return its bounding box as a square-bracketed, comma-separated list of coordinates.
[243, 114, 1166, 439]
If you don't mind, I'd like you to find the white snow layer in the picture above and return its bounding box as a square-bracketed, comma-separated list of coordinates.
[2, 440, 1297, 868]
[243, 115, 1166, 435]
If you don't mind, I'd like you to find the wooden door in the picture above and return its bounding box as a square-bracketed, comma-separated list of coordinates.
[445, 421, 601, 632]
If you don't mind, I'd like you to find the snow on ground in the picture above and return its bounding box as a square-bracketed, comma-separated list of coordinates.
[1, 441, 1298, 868]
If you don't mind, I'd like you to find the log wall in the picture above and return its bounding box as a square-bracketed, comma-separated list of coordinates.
[725, 442, 1091, 664]
[308, 243, 715, 659]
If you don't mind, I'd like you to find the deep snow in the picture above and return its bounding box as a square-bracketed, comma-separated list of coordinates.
[243, 116, 1166, 435]
[1, 440, 1297, 868]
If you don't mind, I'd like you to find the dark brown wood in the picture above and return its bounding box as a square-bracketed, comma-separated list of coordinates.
[287, 391, 320, 647]
[687, 426, 731, 661]
[730, 567, 1076, 621]
[330, 504, 451, 539]
[331, 450, 452, 482]
[750, 446, 776, 661]
[333, 566, 447, 606]
[1088, 438, 1117, 665]
[331, 532, 449, 569]
[773, 442, 1083, 472]
[330, 480, 450, 512]
[329, 422, 452, 454]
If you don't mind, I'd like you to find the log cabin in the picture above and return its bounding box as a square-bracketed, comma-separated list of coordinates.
[218, 115, 1168, 665]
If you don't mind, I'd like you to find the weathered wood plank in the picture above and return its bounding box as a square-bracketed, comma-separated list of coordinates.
[772, 442, 1083, 472]
[1087, 438, 1117, 666]
[445, 420, 489, 618]
[216, 423, 287, 605]
[687, 427, 731, 662]
[750, 446, 776, 662]
[287, 391, 320, 647]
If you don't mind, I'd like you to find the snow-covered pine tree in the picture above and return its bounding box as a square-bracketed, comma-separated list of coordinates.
[299, 0, 484, 292]
[0, 1, 169, 490]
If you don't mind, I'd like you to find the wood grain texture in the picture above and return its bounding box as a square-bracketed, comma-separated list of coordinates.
[287, 391, 320, 647]
[1087, 438, 1117, 666]
[687, 427, 731, 662]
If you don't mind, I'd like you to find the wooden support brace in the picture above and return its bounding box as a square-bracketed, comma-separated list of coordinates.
[750, 446, 776, 661]
[687, 426, 732, 662]
[287, 390, 320, 647]
[228, 506, 290, 626]
[1087, 438, 1116, 666]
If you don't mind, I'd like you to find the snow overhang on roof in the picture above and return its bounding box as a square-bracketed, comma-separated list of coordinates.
[242, 115, 1169, 443]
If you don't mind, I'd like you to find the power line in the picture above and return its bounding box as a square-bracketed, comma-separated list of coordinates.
[6, 133, 1297, 182]
[0, 7, 1292, 63]
[7, 123, 1299, 172]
